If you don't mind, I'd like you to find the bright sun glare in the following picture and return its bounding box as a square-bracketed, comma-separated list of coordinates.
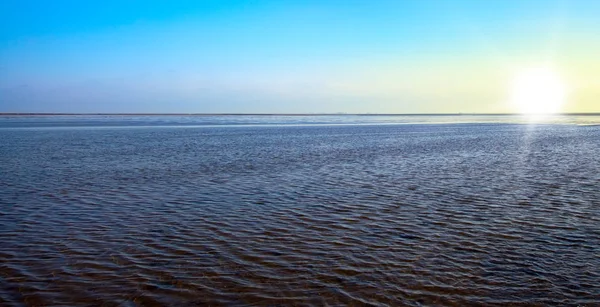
[509, 66, 568, 115]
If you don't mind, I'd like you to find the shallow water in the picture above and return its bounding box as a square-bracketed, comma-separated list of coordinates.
[1, 116, 599, 306]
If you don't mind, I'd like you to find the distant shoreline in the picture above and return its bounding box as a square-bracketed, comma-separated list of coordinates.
[1, 113, 599, 116]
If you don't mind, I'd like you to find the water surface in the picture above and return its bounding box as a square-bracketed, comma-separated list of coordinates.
[1, 115, 599, 306]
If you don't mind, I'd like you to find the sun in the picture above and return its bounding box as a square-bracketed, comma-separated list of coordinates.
[509, 66, 568, 115]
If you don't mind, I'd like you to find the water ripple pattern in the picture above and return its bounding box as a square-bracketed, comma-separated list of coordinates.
[1, 117, 599, 306]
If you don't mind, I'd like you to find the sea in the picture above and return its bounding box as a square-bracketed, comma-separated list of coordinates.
[1, 115, 599, 306]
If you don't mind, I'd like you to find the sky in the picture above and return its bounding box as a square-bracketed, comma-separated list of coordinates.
[1, 0, 599, 113]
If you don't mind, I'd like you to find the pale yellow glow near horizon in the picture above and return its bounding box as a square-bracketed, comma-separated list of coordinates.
[509, 66, 568, 115]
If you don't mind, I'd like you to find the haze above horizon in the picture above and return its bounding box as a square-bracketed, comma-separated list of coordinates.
[1, 0, 599, 114]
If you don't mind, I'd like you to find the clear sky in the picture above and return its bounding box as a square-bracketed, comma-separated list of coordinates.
[1, 0, 599, 113]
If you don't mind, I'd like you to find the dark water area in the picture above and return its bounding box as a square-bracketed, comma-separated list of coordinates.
[1, 116, 599, 306]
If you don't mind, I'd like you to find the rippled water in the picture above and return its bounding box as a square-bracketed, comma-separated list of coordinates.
[1, 116, 599, 306]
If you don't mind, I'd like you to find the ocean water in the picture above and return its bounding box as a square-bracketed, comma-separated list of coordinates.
[1, 115, 599, 306]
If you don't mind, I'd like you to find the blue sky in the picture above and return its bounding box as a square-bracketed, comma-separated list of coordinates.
[1, 0, 599, 113]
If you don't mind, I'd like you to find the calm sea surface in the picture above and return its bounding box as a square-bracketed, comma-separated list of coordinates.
[1, 115, 599, 306]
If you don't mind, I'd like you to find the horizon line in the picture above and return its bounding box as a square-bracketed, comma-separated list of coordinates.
[1, 112, 600, 116]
